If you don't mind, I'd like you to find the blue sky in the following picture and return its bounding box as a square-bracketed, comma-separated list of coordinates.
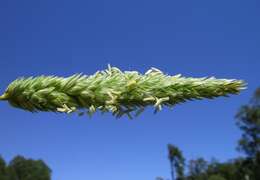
[0, 0, 259, 179]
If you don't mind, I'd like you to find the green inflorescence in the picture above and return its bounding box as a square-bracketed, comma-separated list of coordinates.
[0, 65, 246, 118]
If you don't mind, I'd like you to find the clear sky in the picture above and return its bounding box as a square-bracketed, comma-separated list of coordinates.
[0, 0, 259, 180]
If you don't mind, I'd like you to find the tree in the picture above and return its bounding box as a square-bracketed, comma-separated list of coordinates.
[188, 158, 208, 180]
[208, 175, 226, 180]
[0, 156, 8, 180]
[236, 88, 260, 179]
[236, 88, 260, 157]
[167, 144, 185, 180]
[0, 155, 52, 180]
[9, 155, 51, 180]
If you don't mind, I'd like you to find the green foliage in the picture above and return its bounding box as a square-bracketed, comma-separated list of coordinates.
[0, 156, 9, 180]
[187, 158, 208, 180]
[235, 88, 260, 180]
[168, 144, 185, 180]
[208, 175, 226, 180]
[0, 155, 51, 180]
[0, 66, 245, 118]
[9, 156, 51, 180]
[207, 160, 242, 180]
[236, 88, 260, 157]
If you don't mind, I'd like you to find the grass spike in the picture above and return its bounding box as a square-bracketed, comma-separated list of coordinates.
[0, 66, 246, 118]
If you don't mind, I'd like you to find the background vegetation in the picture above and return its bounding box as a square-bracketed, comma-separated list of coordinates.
[157, 88, 260, 180]
[0, 155, 51, 180]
